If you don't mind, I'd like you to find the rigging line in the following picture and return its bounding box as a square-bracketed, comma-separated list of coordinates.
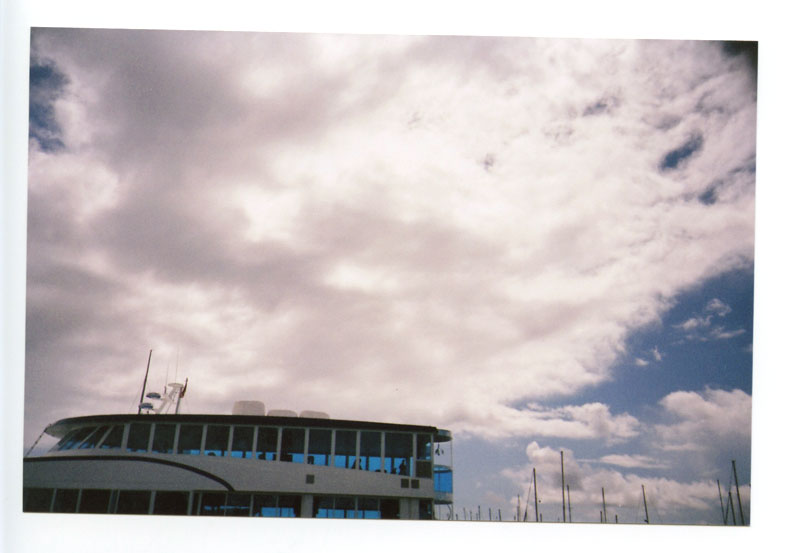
[523, 465, 535, 521]
[24, 428, 47, 458]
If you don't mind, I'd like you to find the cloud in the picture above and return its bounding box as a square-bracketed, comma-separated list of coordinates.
[674, 298, 744, 341]
[655, 388, 751, 453]
[25, 32, 755, 451]
[597, 454, 669, 470]
[705, 298, 732, 316]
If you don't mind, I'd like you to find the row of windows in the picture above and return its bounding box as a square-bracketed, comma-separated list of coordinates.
[53, 422, 436, 478]
[23, 488, 432, 519]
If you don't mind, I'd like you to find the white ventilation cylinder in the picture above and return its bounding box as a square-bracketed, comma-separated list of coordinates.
[300, 410, 330, 419]
[232, 400, 266, 416]
[267, 409, 298, 417]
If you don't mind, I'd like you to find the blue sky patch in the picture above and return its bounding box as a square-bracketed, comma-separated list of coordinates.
[29, 59, 68, 152]
[659, 133, 704, 171]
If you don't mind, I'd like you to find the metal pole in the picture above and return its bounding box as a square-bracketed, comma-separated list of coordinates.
[641, 485, 649, 524]
[728, 492, 737, 526]
[533, 468, 539, 523]
[717, 480, 726, 525]
[602, 487, 607, 523]
[561, 451, 566, 523]
[138, 349, 153, 414]
[567, 485, 572, 522]
[732, 460, 745, 525]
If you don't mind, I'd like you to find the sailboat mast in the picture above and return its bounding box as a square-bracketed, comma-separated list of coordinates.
[533, 467, 539, 523]
[561, 450, 566, 523]
[641, 485, 649, 524]
[732, 460, 745, 525]
[717, 479, 726, 524]
[567, 485, 572, 522]
[602, 487, 607, 523]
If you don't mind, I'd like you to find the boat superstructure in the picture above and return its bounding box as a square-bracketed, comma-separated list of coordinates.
[23, 398, 454, 519]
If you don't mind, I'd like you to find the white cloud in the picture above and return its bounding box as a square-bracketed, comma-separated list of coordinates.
[654, 388, 751, 455]
[705, 298, 732, 316]
[597, 454, 669, 470]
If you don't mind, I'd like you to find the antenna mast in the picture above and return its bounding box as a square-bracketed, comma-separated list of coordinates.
[138, 350, 153, 415]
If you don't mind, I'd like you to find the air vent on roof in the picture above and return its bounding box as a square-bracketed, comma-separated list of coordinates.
[267, 409, 298, 417]
[232, 401, 266, 416]
[300, 410, 330, 419]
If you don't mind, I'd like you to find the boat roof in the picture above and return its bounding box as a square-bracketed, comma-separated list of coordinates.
[44, 413, 452, 442]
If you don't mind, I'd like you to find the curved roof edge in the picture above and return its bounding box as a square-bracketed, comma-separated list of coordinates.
[44, 413, 450, 439]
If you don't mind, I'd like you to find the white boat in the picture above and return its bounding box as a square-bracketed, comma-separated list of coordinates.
[23, 385, 454, 519]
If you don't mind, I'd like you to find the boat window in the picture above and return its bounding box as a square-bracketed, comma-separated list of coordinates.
[98, 425, 124, 449]
[359, 431, 382, 472]
[334, 430, 357, 469]
[280, 427, 305, 463]
[255, 427, 278, 460]
[314, 496, 390, 519]
[416, 433, 432, 460]
[52, 489, 79, 513]
[277, 495, 301, 517]
[152, 491, 189, 515]
[419, 499, 433, 520]
[151, 423, 176, 454]
[116, 490, 151, 514]
[127, 423, 152, 453]
[177, 424, 202, 455]
[78, 426, 111, 449]
[313, 496, 334, 518]
[415, 433, 433, 477]
[78, 489, 111, 513]
[434, 466, 453, 494]
[197, 492, 226, 516]
[58, 426, 95, 450]
[385, 432, 412, 475]
[337, 496, 358, 518]
[23, 488, 53, 512]
[380, 498, 400, 519]
[307, 429, 331, 465]
[359, 497, 381, 519]
[225, 493, 251, 517]
[231, 426, 255, 458]
[252, 494, 278, 517]
[204, 425, 230, 456]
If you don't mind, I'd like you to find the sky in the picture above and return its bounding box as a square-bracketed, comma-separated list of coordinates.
[20, 28, 758, 526]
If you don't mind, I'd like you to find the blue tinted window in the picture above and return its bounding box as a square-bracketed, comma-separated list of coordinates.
[360, 431, 382, 472]
[126, 423, 152, 453]
[308, 429, 331, 465]
[280, 428, 305, 463]
[78, 426, 110, 449]
[177, 424, 202, 455]
[253, 494, 278, 517]
[256, 427, 278, 460]
[334, 430, 357, 469]
[98, 425, 123, 449]
[204, 425, 230, 456]
[58, 427, 95, 450]
[434, 466, 453, 493]
[360, 497, 380, 519]
[152, 424, 176, 453]
[199, 492, 226, 516]
[385, 432, 412, 475]
[278, 495, 301, 517]
[231, 426, 254, 458]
